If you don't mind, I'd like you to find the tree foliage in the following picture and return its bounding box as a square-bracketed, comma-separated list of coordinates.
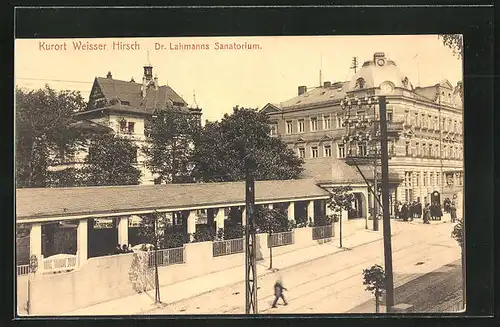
[15, 85, 86, 188]
[192, 106, 304, 182]
[363, 264, 386, 297]
[81, 134, 141, 186]
[438, 34, 463, 59]
[143, 106, 201, 184]
[451, 218, 464, 248]
[327, 186, 355, 220]
[254, 207, 290, 234]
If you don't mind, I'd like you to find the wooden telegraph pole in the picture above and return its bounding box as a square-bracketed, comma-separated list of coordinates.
[244, 154, 258, 314]
[378, 96, 394, 311]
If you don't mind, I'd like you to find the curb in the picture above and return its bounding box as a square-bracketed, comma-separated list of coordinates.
[140, 230, 393, 314]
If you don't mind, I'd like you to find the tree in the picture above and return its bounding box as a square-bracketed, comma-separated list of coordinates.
[363, 264, 386, 313]
[80, 134, 141, 186]
[438, 34, 463, 59]
[15, 85, 86, 188]
[192, 106, 304, 182]
[143, 106, 201, 184]
[327, 186, 355, 248]
[452, 218, 465, 307]
[254, 207, 289, 269]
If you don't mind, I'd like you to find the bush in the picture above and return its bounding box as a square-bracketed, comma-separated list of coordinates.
[295, 215, 307, 227]
[314, 215, 333, 227]
[192, 226, 215, 242]
[224, 222, 245, 240]
[162, 232, 187, 248]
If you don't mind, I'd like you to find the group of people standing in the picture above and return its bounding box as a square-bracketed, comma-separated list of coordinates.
[394, 199, 457, 224]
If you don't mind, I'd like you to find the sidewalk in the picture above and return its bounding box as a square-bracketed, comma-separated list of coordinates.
[62, 224, 391, 316]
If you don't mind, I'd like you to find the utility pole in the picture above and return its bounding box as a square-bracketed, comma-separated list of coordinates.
[245, 155, 258, 314]
[350, 57, 358, 74]
[373, 102, 379, 232]
[378, 96, 394, 311]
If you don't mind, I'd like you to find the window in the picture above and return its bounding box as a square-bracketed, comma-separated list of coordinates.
[127, 122, 135, 134]
[423, 172, 427, 186]
[428, 115, 432, 129]
[415, 113, 419, 127]
[323, 116, 331, 130]
[286, 121, 293, 134]
[443, 145, 447, 158]
[337, 143, 345, 158]
[435, 144, 440, 158]
[415, 172, 419, 187]
[311, 146, 319, 158]
[324, 145, 332, 157]
[434, 117, 438, 130]
[449, 146, 453, 158]
[298, 119, 305, 133]
[298, 148, 305, 158]
[310, 117, 318, 131]
[405, 142, 410, 156]
[430, 172, 434, 186]
[387, 110, 393, 122]
[415, 142, 419, 157]
[454, 120, 458, 133]
[119, 119, 127, 133]
[357, 142, 367, 157]
[428, 144, 432, 157]
[270, 123, 278, 136]
[336, 116, 343, 129]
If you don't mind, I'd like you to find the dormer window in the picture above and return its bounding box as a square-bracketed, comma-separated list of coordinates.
[355, 78, 366, 89]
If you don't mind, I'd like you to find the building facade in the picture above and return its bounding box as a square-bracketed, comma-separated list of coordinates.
[56, 64, 202, 185]
[261, 52, 463, 215]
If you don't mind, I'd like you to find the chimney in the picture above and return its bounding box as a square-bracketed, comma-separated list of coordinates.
[298, 85, 307, 96]
[130, 77, 135, 83]
[323, 81, 331, 88]
[106, 71, 112, 79]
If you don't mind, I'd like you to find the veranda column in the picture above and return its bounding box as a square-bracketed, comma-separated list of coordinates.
[307, 200, 315, 221]
[29, 223, 43, 260]
[77, 219, 88, 266]
[215, 208, 225, 233]
[117, 216, 129, 247]
[242, 207, 247, 226]
[287, 202, 295, 221]
[187, 211, 197, 242]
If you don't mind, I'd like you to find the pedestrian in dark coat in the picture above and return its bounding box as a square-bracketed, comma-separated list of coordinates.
[423, 204, 431, 224]
[272, 277, 288, 308]
[394, 202, 400, 219]
[450, 202, 457, 223]
[416, 201, 423, 219]
[401, 203, 409, 222]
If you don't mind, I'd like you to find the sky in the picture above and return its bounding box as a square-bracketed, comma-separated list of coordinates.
[15, 35, 463, 123]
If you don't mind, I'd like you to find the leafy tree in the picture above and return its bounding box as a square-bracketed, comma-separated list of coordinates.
[192, 106, 304, 182]
[143, 106, 201, 184]
[452, 218, 465, 307]
[363, 264, 386, 313]
[327, 186, 355, 248]
[80, 134, 141, 186]
[255, 206, 289, 269]
[438, 34, 463, 59]
[15, 85, 86, 188]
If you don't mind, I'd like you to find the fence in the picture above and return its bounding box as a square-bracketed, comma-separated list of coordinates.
[212, 238, 244, 257]
[43, 255, 78, 273]
[312, 225, 334, 240]
[17, 264, 30, 276]
[147, 247, 185, 267]
[267, 231, 294, 248]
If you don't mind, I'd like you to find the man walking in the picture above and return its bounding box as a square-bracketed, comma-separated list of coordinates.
[272, 277, 288, 308]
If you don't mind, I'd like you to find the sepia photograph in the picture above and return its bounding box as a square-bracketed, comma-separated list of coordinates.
[15, 34, 464, 316]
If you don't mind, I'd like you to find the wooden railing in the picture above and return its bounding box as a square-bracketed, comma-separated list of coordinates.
[212, 238, 244, 257]
[42, 255, 78, 273]
[267, 231, 294, 248]
[312, 225, 334, 240]
[16, 264, 30, 276]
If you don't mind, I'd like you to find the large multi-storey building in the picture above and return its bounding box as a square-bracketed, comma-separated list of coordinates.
[261, 52, 463, 215]
[56, 64, 202, 184]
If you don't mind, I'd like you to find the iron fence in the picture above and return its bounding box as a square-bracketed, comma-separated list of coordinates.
[147, 247, 185, 267]
[212, 238, 244, 257]
[312, 225, 334, 240]
[267, 231, 294, 248]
